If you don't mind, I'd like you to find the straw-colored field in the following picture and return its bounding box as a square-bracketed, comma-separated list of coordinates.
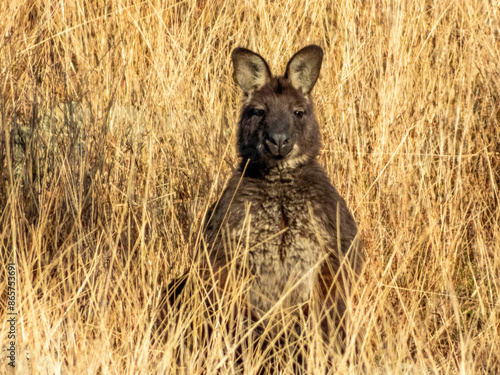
[1, 0, 499, 373]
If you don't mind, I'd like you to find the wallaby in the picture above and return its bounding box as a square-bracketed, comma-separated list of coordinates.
[166, 45, 362, 369]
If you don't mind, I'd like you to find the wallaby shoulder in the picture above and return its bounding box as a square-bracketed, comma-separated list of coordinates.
[204, 160, 358, 252]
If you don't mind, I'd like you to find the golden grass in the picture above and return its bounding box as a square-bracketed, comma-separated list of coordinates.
[1, 0, 499, 373]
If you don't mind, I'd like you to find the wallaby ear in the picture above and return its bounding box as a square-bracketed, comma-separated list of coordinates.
[231, 47, 272, 96]
[285, 45, 323, 94]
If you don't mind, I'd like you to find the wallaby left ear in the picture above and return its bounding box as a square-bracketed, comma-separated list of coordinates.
[232, 47, 272, 97]
[285, 45, 323, 94]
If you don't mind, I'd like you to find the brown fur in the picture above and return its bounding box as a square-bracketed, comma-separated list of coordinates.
[165, 45, 362, 369]
[204, 46, 362, 327]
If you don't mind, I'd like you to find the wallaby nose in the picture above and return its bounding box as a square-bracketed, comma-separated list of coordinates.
[265, 132, 293, 157]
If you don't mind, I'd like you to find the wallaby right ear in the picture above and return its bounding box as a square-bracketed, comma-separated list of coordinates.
[231, 48, 271, 96]
[285, 45, 323, 94]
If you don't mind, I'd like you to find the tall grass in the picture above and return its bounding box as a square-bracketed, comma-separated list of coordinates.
[1, 0, 499, 373]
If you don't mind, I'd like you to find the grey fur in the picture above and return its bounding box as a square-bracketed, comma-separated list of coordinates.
[202, 45, 362, 333]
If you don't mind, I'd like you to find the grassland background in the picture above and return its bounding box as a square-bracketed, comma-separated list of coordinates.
[1, 0, 499, 373]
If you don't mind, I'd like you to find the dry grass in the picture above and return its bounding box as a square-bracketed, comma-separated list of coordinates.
[1, 0, 500, 373]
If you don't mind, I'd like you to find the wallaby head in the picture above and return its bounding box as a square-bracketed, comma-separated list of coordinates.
[231, 45, 324, 170]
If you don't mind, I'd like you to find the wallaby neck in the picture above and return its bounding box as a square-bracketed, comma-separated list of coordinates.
[239, 158, 317, 181]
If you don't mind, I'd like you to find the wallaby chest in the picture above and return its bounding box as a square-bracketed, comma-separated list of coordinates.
[229, 171, 325, 313]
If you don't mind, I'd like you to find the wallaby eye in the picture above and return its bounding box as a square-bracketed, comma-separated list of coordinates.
[252, 108, 265, 117]
[294, 110, 305, 118]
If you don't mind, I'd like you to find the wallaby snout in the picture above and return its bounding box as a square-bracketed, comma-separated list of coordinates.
[265, 130, 293, 157]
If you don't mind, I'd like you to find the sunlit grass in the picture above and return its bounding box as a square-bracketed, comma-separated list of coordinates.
[1, 0, 499, 373]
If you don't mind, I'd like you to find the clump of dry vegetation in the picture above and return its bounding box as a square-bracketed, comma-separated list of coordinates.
[1, 0, 499, 373]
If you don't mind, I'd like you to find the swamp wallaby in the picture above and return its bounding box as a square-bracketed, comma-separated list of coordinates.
[168, 45, 362, 348]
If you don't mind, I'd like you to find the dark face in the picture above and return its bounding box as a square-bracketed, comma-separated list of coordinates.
[231, 45, 324, 171]
[238, 77, 321, 169]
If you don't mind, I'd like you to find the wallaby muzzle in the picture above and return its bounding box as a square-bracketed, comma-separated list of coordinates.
[265, 130, 293, 157]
